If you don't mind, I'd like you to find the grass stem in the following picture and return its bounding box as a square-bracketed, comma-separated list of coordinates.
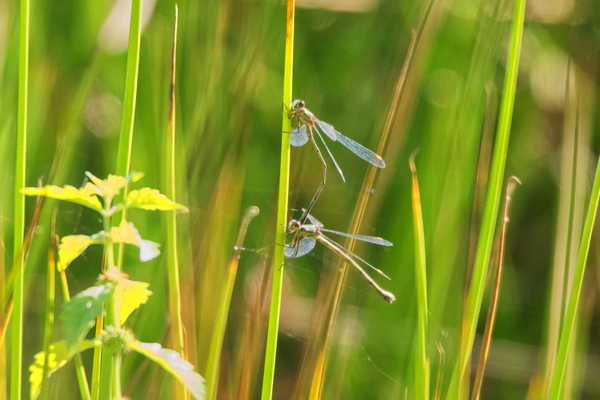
[11, 0, 30, 398]
[548, 125, 600, 400]
[115, 0, 143, 269]
[261, 1, 294, 399]
[39, 212, 58, 399]
[409, 152, 429, 400]
[448, 0, 526, 396]
[165, 7, 188, 400]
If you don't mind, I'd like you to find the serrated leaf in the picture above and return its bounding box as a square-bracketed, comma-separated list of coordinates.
[126, 188, 188, 212]
[117, 278, 152, 324]
[111, 220, 160, 262]
[62, 284, 114, 351]
[58, 233, 105, 271]
[22, 184, 102, 212]
[130, 341, 206, 400]
[29, 340, 100, 400]
[85, 171, 144, 202]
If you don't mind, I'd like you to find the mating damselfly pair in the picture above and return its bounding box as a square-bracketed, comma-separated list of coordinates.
[285, 100, 394, 303]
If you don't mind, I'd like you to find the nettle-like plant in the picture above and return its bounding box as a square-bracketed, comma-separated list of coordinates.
[23, 172, 205, 400]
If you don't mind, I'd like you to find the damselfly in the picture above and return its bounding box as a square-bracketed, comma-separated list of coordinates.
[285, 213, 395, 304]
[289, 99, 386, 223]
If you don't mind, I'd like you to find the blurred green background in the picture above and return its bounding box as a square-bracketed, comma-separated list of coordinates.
[1, 0, 600, 398]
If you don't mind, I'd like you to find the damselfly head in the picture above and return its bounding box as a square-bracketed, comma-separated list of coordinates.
[291, 99, 305, 110]
[287, 219, 301, 233]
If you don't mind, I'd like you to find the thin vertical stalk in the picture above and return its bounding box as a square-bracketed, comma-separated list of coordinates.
[448, 0, 526, 396]
[0, 201, 5, 399]
[470, 177, 520, 400]
[207, 206, 259, 400]
[115, 0, 143, 268]
[97, 0, 141, 397]
[11, 0, 30, 398]
[39, 212, 58, 399]
[99, 203, 121, 400]
[165, 7, 187, 400]
[548, 139, 600, 399]
[409, 152, 429, 400]
[261, 1, 294, 399]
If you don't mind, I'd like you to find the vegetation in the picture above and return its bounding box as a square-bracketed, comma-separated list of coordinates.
[1, 0, 600, 399]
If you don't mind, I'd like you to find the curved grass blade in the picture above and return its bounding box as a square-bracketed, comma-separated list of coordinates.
[410, 152, 429, 400]
[448, 0, 527, 395]
[471, 177, 520, 400]
[548, 139, 600, 398]
[206, 206, 259, 400]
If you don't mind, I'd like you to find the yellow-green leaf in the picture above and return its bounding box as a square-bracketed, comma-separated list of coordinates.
[111, 220, 160, 262]
[58, 233, 105, 271]
[130, 341, 206, 400]
[117, 278, 152, 324]
[29, 340, 100, 400]
[22, 184, 102, 212]
[85, 171, 144, 202]
[126, 188, 189, 212]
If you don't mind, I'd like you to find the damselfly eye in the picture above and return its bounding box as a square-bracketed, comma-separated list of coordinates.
[291, 99, 304, 110]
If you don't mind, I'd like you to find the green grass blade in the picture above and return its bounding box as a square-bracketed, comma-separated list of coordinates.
[470, 177, 520, 400]
[261, 1, 294, 399]
[114, 0, 143, 269]
[39, 214, 58, 399]
[548, 138, 600, 399]
[206, 206, 259, 400]
[11, 0, 30, 398]
[409, 153, 429, 400]
[448, 0, 526, 396]
[165, 8, 187, 400]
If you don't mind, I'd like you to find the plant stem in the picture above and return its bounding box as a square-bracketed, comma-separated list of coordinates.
[548, 143, 600, 399]
[115, 0, 143, 269]
[409, 153, 429, 400]
[99, 206, 121, 399]
[165, 7, 187, 400]
[448, 0, 526, 396]
[470, 177, 520, 400]
[11, 0, 29, 398]
[261, 1, 294, 399]
[207, 206, 259, 400]
[40, 213, 58, 399]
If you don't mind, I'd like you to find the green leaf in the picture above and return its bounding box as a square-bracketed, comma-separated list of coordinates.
[29, 340, 100, 400]
[126, 188, 189, 212]
[85, 171, 144, 203]
[111, 220, 160, 262]
[57, 233, 105, 271]
[130, 341, 206, 400]
[117, 278, 152, 324]
[22, 183, 102, 212]
[62, 284, 114, 351]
